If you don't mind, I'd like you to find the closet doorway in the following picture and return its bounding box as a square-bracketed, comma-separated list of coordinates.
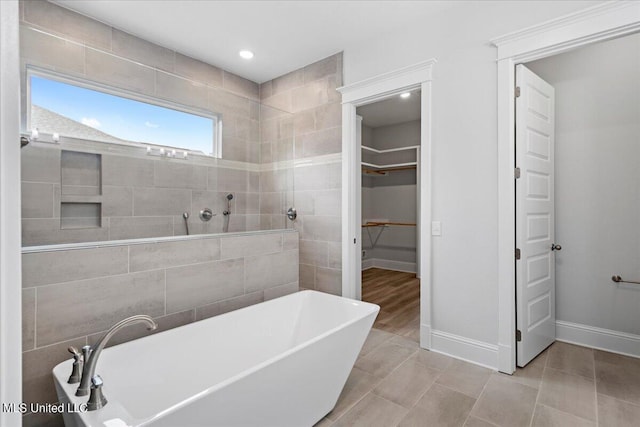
[357, 91, 421, 341]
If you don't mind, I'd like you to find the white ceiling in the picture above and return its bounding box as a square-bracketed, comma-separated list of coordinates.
[52, 1, 459, 83]
[357, 90, 421, 128]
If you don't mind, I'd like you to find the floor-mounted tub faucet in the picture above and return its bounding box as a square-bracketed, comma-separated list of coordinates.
[75, 315, 157, 410]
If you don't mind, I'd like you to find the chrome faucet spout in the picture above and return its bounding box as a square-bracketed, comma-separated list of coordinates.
[76, 315, 157, 400]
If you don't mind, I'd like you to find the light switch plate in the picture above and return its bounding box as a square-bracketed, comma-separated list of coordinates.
[431, 221, 441, 236]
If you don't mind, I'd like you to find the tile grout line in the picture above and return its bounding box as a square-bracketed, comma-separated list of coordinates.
[461, 372, 492, 427]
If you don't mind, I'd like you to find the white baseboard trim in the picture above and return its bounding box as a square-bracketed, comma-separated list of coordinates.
[430, 329, 499, 370]
[556, 320, 640, 359]
[420, 323, 432, 350]
[361, 258, 416, 273]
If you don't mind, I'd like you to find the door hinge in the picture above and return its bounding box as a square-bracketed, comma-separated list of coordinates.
[515, 248, 521, 260]
[515, 86, 521, 98]
[516, 329, 522, 342]
[514, 167, 521, 179]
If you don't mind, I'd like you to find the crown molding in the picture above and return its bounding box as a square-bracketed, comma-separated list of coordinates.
[491, 1, 640, 61]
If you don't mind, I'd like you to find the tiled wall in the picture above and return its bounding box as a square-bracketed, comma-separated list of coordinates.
[22, 230, 298, 426]
[21, 141, 263, 245]
[260, 54, 343, 296]
[19, 0, 284, 246]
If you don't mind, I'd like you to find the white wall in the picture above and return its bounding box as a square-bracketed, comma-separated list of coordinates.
[343, 1, 600, 348]
[527, 33, 640, 336]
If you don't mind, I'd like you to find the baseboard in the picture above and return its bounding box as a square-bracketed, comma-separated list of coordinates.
[420, 323, 432, 349]
[556, 320, 640, 358]
[362, 259, 374, 270]
[361, 258, 416, 273]
[430, 329, 499, 370]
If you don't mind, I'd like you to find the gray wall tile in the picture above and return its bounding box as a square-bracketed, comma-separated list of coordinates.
[21, 144, 61, 183]
[245, 249, 298, 293]
[297, 127, 341, 158]
[303, 216, 341, 242]
[22, 218, 109, 247]
[36, 270, 165, 346]
[23, 246, 128, 287]
[328, 242, 342, 269]
[315, 189, 342, 216]
[22, 182, 54, 218]
[23, 337, 87, 406]
[294, 163, 341, 191]
[220, 233, 282, 259]
[292, 78, 333, 112]
[195, 291, 263, 321]
[283, 232, 299, 250]
[86, 48, 155, 96]
[300, 239, 328, 267]
[102, 155, 154, 187]
[156, 71, 208, 110]
[22, 289, 35, 351]
[264, 282, 299, 300]
[166, 258, 244, 314]
[87, 310, 194, 348]
[223, 71, 259, 100]
[23, 0, 111, 50]
[316, 267, 341, 295]
[102, 186, 133, 217]
[20, 26, 85, 74]
[154, 161, 207, 189]
[175, 53, 223, 87]
[109, 216, 174, 240]
[272, 70, 304, 95]
[133, 187, 191, 216]
[112, 28, 174, 73]
[304, 54, 339, 83]
[129, 238, 220, 271]
[300, 264, 316, 289]
[217, 168, 249, 192]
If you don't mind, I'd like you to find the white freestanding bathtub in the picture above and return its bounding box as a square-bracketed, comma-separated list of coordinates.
[53, 290, 379, 427]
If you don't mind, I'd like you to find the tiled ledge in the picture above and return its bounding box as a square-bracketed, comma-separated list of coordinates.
[22, 227, 297, 253]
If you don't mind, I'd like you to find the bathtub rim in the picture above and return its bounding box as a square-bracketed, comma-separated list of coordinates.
[53, 290, 380, 425]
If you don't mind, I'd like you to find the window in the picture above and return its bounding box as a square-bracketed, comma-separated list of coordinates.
[28, 70, 221, 156]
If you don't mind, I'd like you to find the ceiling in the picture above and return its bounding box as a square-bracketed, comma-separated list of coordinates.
[357, 90, 421, 128]
[52, 1, 459, 83]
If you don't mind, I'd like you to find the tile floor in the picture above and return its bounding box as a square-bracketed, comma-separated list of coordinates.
[315, 328, 640, 426]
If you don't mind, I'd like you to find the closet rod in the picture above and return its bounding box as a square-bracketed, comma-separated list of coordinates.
[612, 275, 640, 285]
[362, 165, 417, 175]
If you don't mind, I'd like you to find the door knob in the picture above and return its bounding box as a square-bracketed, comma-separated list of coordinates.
[551, 243, 562, 251]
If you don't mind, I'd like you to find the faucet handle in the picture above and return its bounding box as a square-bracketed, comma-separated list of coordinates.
[67, 347, 83, 384]
[87, 375, 108, 411]
[81, 345, 92, 361]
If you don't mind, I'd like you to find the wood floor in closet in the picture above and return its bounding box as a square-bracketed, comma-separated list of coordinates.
[362, 268, 420, 342]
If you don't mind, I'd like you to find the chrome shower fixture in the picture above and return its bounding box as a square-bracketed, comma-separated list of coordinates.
[223, 193, 233, 216]
[182, 212, 190, 235]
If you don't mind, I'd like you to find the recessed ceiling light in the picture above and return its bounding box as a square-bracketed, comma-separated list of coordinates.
[239, 50, 254, 60]
[400, 92, 411, 99]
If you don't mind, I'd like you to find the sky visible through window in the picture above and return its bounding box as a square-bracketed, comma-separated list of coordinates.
[30, 75, 215, 154]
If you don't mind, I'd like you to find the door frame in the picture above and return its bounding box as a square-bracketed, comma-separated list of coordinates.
[0, 1, 23, 425]
[338, 59, 436, 349]
[492, 1, 640, 374]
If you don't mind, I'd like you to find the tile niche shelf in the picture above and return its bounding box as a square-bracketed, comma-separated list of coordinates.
[60, 150, 103, 229]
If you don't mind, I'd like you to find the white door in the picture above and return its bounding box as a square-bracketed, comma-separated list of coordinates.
[515, 64, 557, 367]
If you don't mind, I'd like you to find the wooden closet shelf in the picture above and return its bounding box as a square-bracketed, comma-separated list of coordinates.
[362, 165, 417, 175]
[362, 221, 417, 227]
